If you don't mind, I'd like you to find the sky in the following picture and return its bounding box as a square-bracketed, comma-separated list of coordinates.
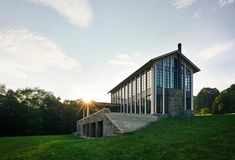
[0, 0, 235, 102]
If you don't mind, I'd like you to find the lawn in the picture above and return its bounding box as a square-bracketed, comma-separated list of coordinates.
[0, 114, 235, 160]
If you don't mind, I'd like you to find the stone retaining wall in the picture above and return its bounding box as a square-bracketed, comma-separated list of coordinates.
[76, 108, 122, 137]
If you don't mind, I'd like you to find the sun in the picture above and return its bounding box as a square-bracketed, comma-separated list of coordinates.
[83, 97, 92, 104]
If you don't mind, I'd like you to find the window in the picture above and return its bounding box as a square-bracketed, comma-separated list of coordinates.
[146, 95, 151, 114]
[171, 58, 177, 88]
[156, 62, 163, 87]
[147, 70, 151, 89]
[122, 86, 125, 103]
[181, 64, 185, 90]
[132, 79, 136, 96]
[141, 98, 145, 114]
[136, 100, 140, 114]
[141, 73, 146, 92]
[137, 77, 140, 94]
[132, 101, 135, 113]
[164, 59, 170, 89]
[128, 82, 132, 98]
[155, 61, 163, 114]
[186, 68, 192, 110]
[186, 68, 191, 92]
[118, 89, 121, 104]
[128, 103, 131, 113]
[125, 85, 128, 100]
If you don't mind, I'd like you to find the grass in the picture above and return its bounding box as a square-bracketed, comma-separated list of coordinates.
[0, 114, 235, 160]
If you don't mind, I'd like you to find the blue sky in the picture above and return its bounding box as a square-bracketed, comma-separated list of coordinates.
[0, 0, 234, 102]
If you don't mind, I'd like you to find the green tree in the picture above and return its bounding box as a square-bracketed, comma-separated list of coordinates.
[213, 84, 235, 114]
[194, 88, 220, 113]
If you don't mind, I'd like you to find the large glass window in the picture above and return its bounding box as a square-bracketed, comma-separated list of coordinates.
[171, 58, 178, 89]
[164, 59, 170, 114]
[128, 102, 131, 113]
[156, 61, 163, 114]
[136, 100, 140, 114]
[147, 70, 151, 89]
[146, 95, 151, 114]
[125, 85, 128, 100]
[141, 73, 146, 92]
[137, 77, 140, 94]
[141, 98, 145, 114]
[181, 64, 185, 91]
[132, 101, 135, 113]
[128, 82, 132, 98]
[118, 89, 122, 104]
[164, 59, 170, 89]
[122, 87, 125, 104]
[186, 68, 192, 110]
[132, 79, 136, 96]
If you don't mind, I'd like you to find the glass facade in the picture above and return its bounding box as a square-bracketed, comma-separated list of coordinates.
[164, 59, 170, 88]
[146, 95, 151, 114]
[171, 58, 178, 88]
[156, 61, 163, 113]
[136, 100, 140, 114]
[186, 68, 192, 110]
[181, 64, 185, 91]
[111, 55, 194, 115]
[141, 73, 146, 92]
[141, 97, 145, 114]
[137, 77, 140, 94]
[132, 79, 136, 96]
[147, 70, 151, 89]
[132, 101, 135, 113]
[181, 64, 185, 109]
[128, 82, 132, 98]
[164, 59, 170, 114]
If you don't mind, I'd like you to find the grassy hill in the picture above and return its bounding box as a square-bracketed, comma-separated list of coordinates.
[0, 114, 235, 160]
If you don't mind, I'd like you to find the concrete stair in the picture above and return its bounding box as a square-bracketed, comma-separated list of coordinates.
[104, 113, 158, 133]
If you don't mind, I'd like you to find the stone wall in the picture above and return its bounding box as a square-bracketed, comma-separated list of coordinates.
[76, 108, 122, 137]
[168, 89, 184, 116]
[168, 89, 194, 116]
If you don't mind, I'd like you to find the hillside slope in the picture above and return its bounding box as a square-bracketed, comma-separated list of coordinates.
[0, 114, 235, 160]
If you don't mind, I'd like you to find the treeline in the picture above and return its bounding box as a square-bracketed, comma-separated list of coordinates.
[194, 84, 235, 114]
[0, 84, 83, 136]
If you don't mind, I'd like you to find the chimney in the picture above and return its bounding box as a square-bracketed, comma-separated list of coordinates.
[178, 43, 182, 53]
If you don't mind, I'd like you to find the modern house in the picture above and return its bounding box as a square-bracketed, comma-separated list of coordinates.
[76, 43, 200, 137]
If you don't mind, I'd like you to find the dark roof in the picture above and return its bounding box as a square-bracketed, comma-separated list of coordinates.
[93, 102, 120, 108]
[108, 48, 200, 94]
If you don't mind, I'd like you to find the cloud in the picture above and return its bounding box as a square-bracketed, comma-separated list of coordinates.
[28, 0, 93, 28]
[218, 0, 235, 6]
[192, 10, 202, 18]
[108, 54, 135, 66]
[196, 41, 234, 60]
[171, 0, 198, 9]
[0, 28, 79, 78]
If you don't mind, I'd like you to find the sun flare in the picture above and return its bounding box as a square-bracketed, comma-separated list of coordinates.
[82, 97, 92, 104]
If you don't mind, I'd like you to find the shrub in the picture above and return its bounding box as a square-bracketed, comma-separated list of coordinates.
[200, 107, 211, 115]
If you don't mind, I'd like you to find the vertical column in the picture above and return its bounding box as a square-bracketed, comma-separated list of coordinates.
[162, 60, 165, 115]
[151, 65, 155, 114]
[191, 71, 193, 110]
[87, 106, 90, 117]
[83, 109, 85, 118]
